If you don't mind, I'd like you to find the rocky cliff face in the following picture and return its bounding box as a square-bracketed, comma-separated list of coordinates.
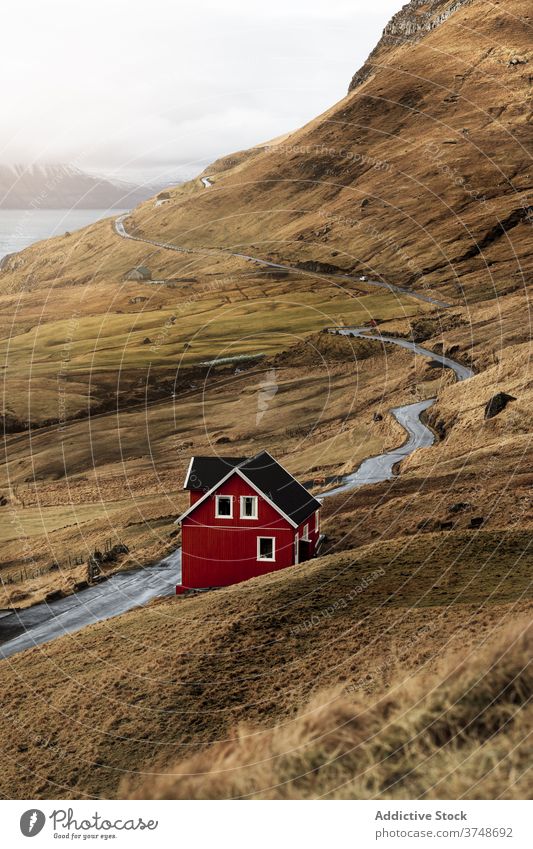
[348, 0, 473, 91]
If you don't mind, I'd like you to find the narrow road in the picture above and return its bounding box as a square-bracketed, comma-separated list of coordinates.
[114, 214, 449, 308]
[0, 220, 471, 660]
[0, 550, 181, 659]
[322, 327, 473, 497]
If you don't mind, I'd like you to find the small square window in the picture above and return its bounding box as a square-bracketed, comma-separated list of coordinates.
[257, 537, 275, 561]
[215, 495, 233, 518]
[240, 496, 258, 519]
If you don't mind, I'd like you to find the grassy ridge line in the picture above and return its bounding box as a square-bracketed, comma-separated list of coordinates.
[0, 530, 530, 798]
[124, 617, 532, 800]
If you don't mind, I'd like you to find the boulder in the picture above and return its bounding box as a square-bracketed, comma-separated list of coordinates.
[484, 392, 516, 420]
[470, 517, 485, 529]
[449, 502, 472, 514]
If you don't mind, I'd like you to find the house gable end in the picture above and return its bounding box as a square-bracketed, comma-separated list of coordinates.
[176, 467, 298, 528]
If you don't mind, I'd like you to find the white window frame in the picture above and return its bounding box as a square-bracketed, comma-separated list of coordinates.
[215, 494, 233, 518]
[240, 495, 258, 520]
[302, 523, 309, 541]
[315, 509, 320, 532]
[257, 536, 276, 562]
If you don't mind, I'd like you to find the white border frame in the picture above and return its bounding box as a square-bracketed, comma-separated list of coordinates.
[257, 536, 276, 562]
[240, 495, 258, 519]
[215, 494, 233, 518]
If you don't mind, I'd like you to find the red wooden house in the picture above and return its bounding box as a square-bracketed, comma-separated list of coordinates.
[176, 451, 322, 591]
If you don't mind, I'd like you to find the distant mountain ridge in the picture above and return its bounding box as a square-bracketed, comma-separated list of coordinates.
[0, 163, 158, 209]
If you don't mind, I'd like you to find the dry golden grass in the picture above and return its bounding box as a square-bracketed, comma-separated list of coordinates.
[124, 0, 533, 302]
[124, 619, 532, 800]
[0, 530, 530, 799]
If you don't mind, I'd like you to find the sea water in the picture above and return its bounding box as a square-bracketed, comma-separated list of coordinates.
[0, 208, 127, 259]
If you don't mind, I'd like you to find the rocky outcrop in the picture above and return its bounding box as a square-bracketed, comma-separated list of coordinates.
[484, 392, 516, 420]
[349, 0, 473, 92]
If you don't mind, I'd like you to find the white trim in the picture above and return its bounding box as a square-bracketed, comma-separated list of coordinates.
[175, 465, 298, 527]
[257, 536, 276, 562]
[176, 464, 245, 524]
[240, 495, 258, 519]
[183, 523, 284, 531]
[215, 494, 233, 518]
[302, 523, 309, 541]
[294, 532, 299, 565]
[236, 469, 297, 526]
[183, 457, 195, 489]
[315, 509, 320, 532]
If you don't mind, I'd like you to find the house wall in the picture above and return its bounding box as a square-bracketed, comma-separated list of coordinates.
[182, 475, 299, 588]
[296, 509, 321, 561]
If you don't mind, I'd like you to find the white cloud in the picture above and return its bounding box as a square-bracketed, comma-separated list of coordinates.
[0, 0, 401, 183]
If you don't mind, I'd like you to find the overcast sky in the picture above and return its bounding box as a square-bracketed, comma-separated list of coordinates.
[1, 0, 401, 185]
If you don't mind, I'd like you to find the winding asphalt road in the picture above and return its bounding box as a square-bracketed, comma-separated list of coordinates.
[114, 213, 449, 308]
[0, 217, 473, 660]
[0, 550, 181, 660]
[322, 328, 473, 497]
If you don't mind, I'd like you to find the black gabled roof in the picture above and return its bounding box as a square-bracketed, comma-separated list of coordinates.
[185, 457, 246, 492]
[184, 451, 320, 526]
[240, 451, 321, 526]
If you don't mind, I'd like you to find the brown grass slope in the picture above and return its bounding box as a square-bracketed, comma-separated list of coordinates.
[0, 530, 531, 798]
[125, 619, 532, 800]
[125, 0, 532, 301]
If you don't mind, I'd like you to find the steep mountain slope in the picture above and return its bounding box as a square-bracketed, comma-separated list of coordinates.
[348, 0, 475, 91]
[120, 0, 532, 302]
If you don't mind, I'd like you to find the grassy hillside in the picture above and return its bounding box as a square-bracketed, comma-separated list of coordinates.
[123, 0, 532, 302]
[0, 531, 530, 799]
[126, 619, 533, 800]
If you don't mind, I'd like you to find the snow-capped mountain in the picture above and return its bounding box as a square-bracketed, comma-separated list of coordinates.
[0, 163, 159, 209]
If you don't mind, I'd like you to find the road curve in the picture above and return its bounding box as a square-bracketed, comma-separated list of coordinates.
[114, 214, 449, 308]
[321, 327, 473, 498]
[0, 550, 181, 660]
